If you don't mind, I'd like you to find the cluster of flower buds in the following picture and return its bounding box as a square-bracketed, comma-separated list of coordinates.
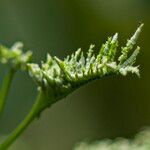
[28, 24, 143, 101]
[0, 42, 32, 70]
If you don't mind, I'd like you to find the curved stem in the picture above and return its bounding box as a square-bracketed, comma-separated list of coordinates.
[0, 90, 46, 150]
[0, 69, 15, 114]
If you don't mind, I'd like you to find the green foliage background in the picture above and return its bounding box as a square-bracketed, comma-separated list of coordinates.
[0, 0, 149, 149]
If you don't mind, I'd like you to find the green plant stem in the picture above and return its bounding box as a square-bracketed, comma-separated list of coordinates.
[0, 69, 15, 114]
[0, 90, 46, 150]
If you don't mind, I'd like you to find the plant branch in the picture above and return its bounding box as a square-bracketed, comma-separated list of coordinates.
[0, 90, 47, 150]
[0, 69, 15, 114]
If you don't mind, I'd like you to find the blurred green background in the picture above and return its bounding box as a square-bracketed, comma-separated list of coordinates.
[0, 0, 149, 149]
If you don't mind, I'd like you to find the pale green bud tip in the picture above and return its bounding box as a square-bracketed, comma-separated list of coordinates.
[27, 63, 43, 84]
[111, 33, 118, 44]
[118, 24, 143, 64]
[53, 56, 64, 70]
[119, 66, 140, 77]
[138, 23, 144, 31]
[129, 23, 144, 45]
[11, 42, 23, 50]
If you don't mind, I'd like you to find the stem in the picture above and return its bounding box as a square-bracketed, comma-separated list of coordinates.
[0, 90, 46, 150]
[0, 69, 15, 114]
